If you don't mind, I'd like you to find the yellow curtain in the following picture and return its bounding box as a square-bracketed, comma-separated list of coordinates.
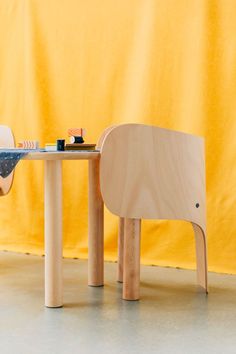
[0, 0, 236, 274]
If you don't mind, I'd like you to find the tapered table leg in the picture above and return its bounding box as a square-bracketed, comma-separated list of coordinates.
[44, 160, 63, 307]
[88, 158, 104, 286]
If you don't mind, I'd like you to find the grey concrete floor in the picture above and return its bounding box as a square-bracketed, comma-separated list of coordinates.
[0, 252, 236, 354]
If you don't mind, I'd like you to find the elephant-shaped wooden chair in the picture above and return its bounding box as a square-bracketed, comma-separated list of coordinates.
[98, 124, 207, 300]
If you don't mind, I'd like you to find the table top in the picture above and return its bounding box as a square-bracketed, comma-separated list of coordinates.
[23, 150, 100, 160]
[0, 149, 100, 179]
[0, 149, 100, 160]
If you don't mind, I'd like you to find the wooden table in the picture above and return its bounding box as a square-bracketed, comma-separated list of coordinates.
[23, 151, 104, 307]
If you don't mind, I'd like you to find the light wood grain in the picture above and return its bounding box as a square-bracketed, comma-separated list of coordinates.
[0, 126, 15, 196]
[100, 124, 206, 227]
[44, 160, 63, 307]
[192, 223, 208, 292]
[96, 125, 117, 149]
[117, 217, 124, 283]
[0, 136, 103, 306]
[100, 124, 207, 299]
[123, 218, 141, 300]
[88, 159, 104, 286]
[24, 151, 100, 160]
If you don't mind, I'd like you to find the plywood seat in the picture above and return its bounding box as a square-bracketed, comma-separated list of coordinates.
[0, 125, 15, 196]
[99, 124, 207, 300]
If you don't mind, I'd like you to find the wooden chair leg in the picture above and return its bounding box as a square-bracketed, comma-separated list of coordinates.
[123, 218, 141, 301]
[117, 217, 124, 283]
[192, 223, 208, 293]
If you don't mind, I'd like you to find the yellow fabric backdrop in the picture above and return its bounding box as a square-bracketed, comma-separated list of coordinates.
[0, 0, 236, 274]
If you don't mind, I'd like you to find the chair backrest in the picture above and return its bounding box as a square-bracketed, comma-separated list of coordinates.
[0, 125, 15, 196]
[100, 124, 206, 229]
[96, 125, 117, 149]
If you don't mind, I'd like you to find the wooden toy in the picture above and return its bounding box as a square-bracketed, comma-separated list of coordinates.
[68, 128, 86, 137]
[68, 128, 86, 144]
[18, 140, 39, 149]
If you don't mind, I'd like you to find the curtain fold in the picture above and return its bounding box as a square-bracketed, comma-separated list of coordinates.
[0, 0, 236, 273]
